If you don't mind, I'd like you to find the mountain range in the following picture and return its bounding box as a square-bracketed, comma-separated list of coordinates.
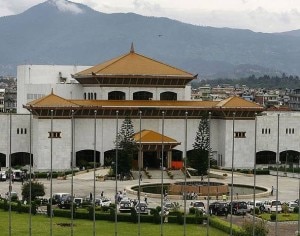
[1, 0, 300, 79]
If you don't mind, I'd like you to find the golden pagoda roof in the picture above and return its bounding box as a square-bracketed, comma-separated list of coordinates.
[74, 46, 194, 79]
[133, 129, 180, 144]
[215, 96, 260, 108]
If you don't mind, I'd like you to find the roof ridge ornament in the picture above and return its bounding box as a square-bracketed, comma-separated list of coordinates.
[130, 42, 135, 53]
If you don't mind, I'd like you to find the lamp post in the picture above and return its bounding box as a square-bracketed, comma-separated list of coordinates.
[229, 112, 235, 236]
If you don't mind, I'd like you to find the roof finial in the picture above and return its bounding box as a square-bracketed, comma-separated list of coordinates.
[130, 42, 135, 53]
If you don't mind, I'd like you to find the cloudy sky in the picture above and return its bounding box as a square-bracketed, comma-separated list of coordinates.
[1, 0, 300, 33]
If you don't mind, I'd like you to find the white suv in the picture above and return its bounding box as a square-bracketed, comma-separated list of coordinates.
[263, 200, 282, 213]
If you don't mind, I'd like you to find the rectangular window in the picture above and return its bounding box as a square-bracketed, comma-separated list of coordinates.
[234, 132, 246, 138]
[48, 131, 62, 138]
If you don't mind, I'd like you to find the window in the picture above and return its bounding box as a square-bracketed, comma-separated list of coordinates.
[84, 93, 86, 100]
[108, 91, 125, 100]
[234, 132, 246, 138]
[48, 131, 62, 138]
[160, 92, 177, 101]
[17, 128, 19, 134]
[133, 91, 153, 100]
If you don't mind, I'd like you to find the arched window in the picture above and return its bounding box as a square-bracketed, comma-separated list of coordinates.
[84, 93, 86, 100]
[160, 91, 177, 100]
[108, 91, 126, 100]
[133, 91, 153, 100]
[94, 93, 97, 100]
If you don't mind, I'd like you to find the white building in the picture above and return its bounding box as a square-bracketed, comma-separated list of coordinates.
[0, 46, 298, 171]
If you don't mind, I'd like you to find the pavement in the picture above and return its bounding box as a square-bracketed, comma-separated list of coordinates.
[0, 169, 298, 209]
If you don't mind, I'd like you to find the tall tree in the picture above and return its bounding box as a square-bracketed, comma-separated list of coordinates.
[114, 116, 137, 175]
[188, 116, 210, 175]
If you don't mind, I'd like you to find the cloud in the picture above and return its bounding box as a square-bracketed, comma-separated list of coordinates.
[132, 0, 161, 12]
[49, 0, 84, 14]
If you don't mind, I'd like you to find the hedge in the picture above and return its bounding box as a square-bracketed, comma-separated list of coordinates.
[209, 216, 244, 236]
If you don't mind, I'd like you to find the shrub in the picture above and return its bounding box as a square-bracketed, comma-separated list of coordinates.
[294, 206, 299, 213]
[152, 209, 161, 224]
[176, 212, 183, 225]
[16, 201, 22, 214]
[22, 181, 45, 201]
[130, 208, 138, 223]
[270, 213, 276, 221]
[242, 219, 269, 236]
[195, 209, 204, 224]
[3, 199, 8, 211]
[189, 207, 196, 214]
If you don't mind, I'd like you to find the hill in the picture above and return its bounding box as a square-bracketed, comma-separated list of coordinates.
[0, 0, 299, 78]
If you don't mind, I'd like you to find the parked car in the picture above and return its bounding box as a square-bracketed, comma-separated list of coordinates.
[164, 202, 176, 211]
[190, 201, 205, 212]
[52, 193, 70, 204]
[0, 171, 6, 181]
[229, 201, 248, 215]
[246, 200, 264, 213]
[119, 199, 132, 212]
[135, 202, 148, 214]
[209, 202, 229, 216]
[263, 200, 282, 213]
[95, 197, 111, 207]
[74, 197, 84, 207]
[287, 201, 298, 213]
[58, 194, 73, 209]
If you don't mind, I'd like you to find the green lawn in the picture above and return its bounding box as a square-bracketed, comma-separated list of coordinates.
[0, 210, 228, 236]
[260, 213, 300, 221]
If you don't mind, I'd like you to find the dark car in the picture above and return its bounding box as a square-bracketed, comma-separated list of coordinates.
[119, 199, 132, 213]
[229, 201, 248, 215]
[135, 202, 148, 214]
[58, 195, 73, 209]
[209, 202, 229, 216]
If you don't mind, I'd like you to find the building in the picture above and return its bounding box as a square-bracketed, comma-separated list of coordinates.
[0, 46, 298, 171]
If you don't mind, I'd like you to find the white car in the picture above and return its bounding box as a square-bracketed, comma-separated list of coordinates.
[287, 201, 298, 213]
[96, 197, 111, 207]
[246, 200, 264, 213]
[190, 201, 205, 212]
[0, 171, 6, 181]
[263, 200, 282, 213]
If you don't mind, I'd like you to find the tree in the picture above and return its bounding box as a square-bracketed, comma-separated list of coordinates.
[22, 181, 45, 201]
[187, 116, 210, 175]
[114, 116, 137, 175]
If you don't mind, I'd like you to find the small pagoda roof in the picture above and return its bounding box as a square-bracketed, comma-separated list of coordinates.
[134, 129, 180, 144]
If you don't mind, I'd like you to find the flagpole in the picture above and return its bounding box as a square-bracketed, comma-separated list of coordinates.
[50, 109, 54, 236]
[275, 113, 280, 236]
[115, 110, 119, 236]
[252, 113, 257, 236]
[29, 110, 32, 236]
[8, 110, 12, 236]
[93, 110, 97, 236]
[160, 111, 165, 236]
[138, 110, 142, 236]
[229, 112, 235, 236]
[71, 110, 74, 236]
[206, 112, 212, 236]
[183, 111, 188, 236]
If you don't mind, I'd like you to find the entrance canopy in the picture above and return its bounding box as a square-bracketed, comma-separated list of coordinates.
[133, 129, 180, 151]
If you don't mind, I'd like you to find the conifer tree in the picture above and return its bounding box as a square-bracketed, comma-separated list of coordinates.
[114, 116, 137, 175]
[188, 115, 210, 175]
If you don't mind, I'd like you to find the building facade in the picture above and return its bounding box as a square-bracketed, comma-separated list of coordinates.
[0, 47, 298, 171]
